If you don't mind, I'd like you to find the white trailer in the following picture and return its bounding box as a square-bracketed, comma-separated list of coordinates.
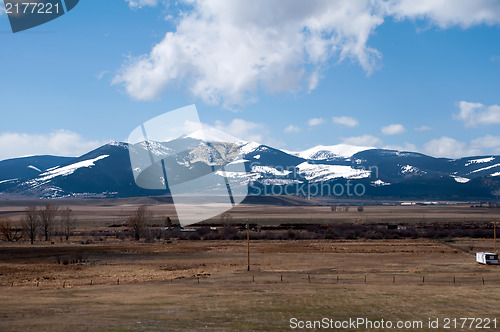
[476, 252, 499, 265]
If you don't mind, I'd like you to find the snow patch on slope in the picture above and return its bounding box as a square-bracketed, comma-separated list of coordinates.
[0, 178, 18, 184]
[451, 175, 470, 183]
[401, 165, 422, 175]
[27, 165, 41, 172]
[294, 144, 373, 160]
[470, 163, 500, 174]
[371, 179, 390, 186]
[251, 165, 291, 176]
[296, 162, 371, 182]
[27, 155, 109, 188]
[465, 157, 495, 166]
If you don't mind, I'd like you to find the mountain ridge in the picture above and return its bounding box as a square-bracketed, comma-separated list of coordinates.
[0, 141, 499, 200]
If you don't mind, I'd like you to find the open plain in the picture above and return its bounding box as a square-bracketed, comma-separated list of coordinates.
[0, 199, 499, 331]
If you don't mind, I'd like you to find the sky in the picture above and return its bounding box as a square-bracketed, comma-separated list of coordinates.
[1, 0, 500, 160]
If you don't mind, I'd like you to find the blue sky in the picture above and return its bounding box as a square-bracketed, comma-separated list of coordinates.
[1, 0, 500, 160]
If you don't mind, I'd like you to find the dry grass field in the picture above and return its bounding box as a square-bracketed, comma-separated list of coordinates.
[1, 199, 499, 331]
[1, 239, 499, 331]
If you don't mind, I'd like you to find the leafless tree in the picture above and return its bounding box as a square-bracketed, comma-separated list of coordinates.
[60, 207, 76, 241]
[22, 206, 39, 244]
[0, 218, 22, 242]
[39, 204, 58, 242]
[127, 205, 152, 241]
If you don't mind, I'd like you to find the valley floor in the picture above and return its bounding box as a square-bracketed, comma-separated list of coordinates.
[0, 239, 499, 331]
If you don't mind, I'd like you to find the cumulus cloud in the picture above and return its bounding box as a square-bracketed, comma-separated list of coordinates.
[96, 70, 110, 80]
[125, 0, 161, 9]
[114, 0, 386, 106]
[115, 0, 500, 106]
[415, 125, 431, 131]
[284, 125, 301, 133]
[0, 130, 104, 161]
[381, 124, 405, 135]
[308, 117, 325, 127]
[341, 135, 382, 147]
[384, 0, 500, 28]
[333, 116, 359, 127]
[469, 135, 500, 155]
[454, 101, 500, 127]
[211, 119, 270, 144]
[422, 135, 500, 158]
[422, 136, 481, 159]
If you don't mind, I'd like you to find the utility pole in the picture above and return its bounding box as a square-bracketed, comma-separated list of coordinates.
[247, 220, 250, 271]
[494, 220, 497, 253]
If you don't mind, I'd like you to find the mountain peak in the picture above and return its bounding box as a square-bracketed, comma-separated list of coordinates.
[293, 144, 375, 160]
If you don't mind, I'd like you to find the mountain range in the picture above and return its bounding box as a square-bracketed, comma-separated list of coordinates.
[0, 139, 499, 201]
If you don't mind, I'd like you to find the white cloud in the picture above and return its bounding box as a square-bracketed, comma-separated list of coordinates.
[212, 119, 269, 144]
[115, 0, 500, 106]
[454, 101, 500, 127]
[415, 125, 431, 131]
[96, 70, 110, 80]
[308, 117, 325, 127]
[284, 125, 301, 133]
[381, 124, 405, 135]
[341, 135, 382, 147]
[422, 136, 481, 159]
[385, 0, 500, 29]
[333, 116, 359, 127]
[125, 0, 161, 9]
[470, 135, 500, 155]
[0, 130, 104, 161]
[114, 1, 386, 106]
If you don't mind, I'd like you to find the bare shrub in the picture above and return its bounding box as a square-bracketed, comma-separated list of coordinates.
[0, 219, 22, 242]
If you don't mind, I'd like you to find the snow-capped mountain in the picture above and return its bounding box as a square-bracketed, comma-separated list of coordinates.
[0, 139, 499, 200]
[291, 144, 374, 160]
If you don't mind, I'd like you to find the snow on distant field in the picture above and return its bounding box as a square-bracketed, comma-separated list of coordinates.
[451, 175, 470, 183]
[470, 163, 500, 174]
[27, 165, 41, 172]
[465, 157, 495, 166]
[491, 172, 500, 177]
[27, 155, 109, 187]
[296, 162, 371, 182]
[294, 144, 373, 160]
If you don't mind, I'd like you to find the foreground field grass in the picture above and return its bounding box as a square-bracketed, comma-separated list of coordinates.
[1, 239, 499, 331]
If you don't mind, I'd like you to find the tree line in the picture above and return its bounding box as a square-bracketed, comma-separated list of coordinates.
[0, 205, 76, 244]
